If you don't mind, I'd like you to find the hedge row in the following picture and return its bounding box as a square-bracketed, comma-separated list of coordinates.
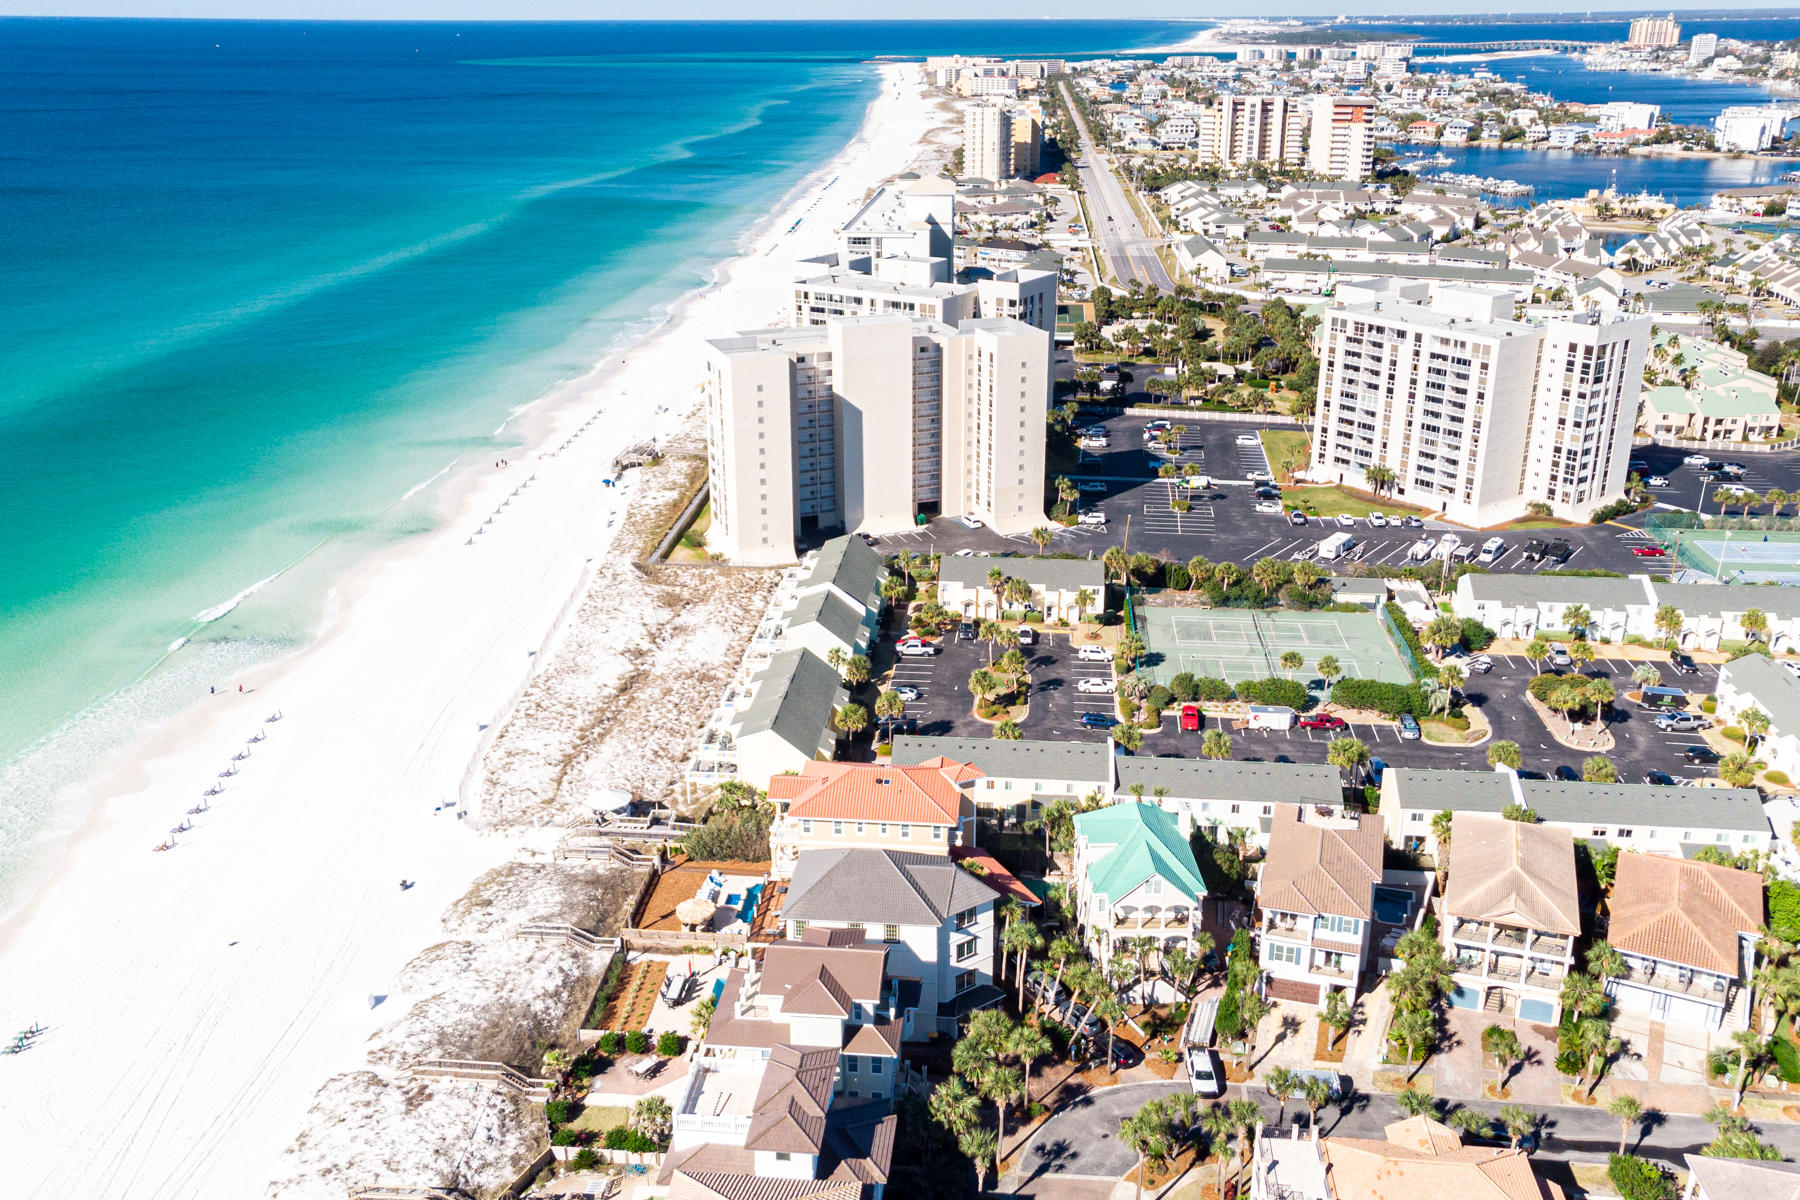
[1163, 673, 1308, 708]
[1330, 678, 1425, 719]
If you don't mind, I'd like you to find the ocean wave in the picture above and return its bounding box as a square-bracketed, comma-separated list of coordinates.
[167, 636, 188, 654]
[401, 459, 459, 503]
[194, 569, 284, 624]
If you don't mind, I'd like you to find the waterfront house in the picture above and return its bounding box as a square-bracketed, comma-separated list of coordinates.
[1070, 802, 1209, 995]
[1249, 1117, 1555, 1200]
[1255, 806, 1385, 1004]
[1603, 853, 1762, 1031]
[766, 759, 981, 879]
[780, 848, 1004, 1037]
[1440, 813, 1580, 1022]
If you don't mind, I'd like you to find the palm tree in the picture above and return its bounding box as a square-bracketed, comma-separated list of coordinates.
[1280, 650, 1304, 679]
[1029, 527, 1054, 556]
[1326, 736, 1370, 785]
[1186, 557, 1213, 590]
[1743, 706, 1772, 753]
[827, 646, 846, 675]
[1582, 755, 1619, 784]
[1114, 722, 1144, 752]
[1395, 1086, 1436, 1117]
[1721, 750, 1759, 788]
[928, 1074, 980, 1136]
[1322, 989, 1353, 1050]
[1483, 1024, 1524, 1097]
[1237, 992, 1274, 1070]
[979, 1062, 1024, 1155]
[1587, 676, 1615, 725]
[1724, 1030, 1773, 1109]
[1499, 1103, 1537, 1150]
[1201, 1104, 1236, 1196]
[1300, 1075, 1334, 1129]
[1448, 1107, 1491, 1140]
[1266, 1066, 1299, 1126]
[1654, 603, 1684, 647]
[1569, 639, 1596, 675]
[1575, 1016, 1622, 1096]
[1004, 920, 1045, 1009]
[1564, 604, 1592, 637]
[1252, 557, 1284, 595]
[1487, 741, 1522, 770]
[1119, 1098, 1173, 1200]
[986, 566, 1007, 614]
[959, 1127, 998, 1194]
[1010, 1022, 1054, 1101]
[1421, 678, 1451, 718]
[1047, 934, 1082, 996]
[1743, 608, 1771, 644]
[1317, 655, 1342, 689]
[1608, 1094, 1646, 1156]
[1631, 663, 1662, 691]
[1200, 728, 1232, 760]
[1439, 662, 1466, 700]
[1424, 614, 1463, 659]
[1525, 634, 1552, 673]
[1391, 1008, 1437, 1074]
[1587, 940, 1627, 981]
[1103, 545, 1129, 587]
[1228, 1097, 1263, 1191]
[1093, 993, 1128, 1072]
[835, 703, 868, 741]
[1073, 588, 1096, 621]
[968, 668, 999, 706]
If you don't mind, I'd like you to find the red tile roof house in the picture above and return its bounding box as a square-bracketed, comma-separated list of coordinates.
[1602, 853, 1764, 1032]
[767, 759, 981, 880]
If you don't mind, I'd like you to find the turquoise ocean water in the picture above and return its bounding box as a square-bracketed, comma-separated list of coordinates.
[0, 19, 1191, 908]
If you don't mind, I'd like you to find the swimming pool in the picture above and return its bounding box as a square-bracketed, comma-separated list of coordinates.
[1372, 886, 1415, 925]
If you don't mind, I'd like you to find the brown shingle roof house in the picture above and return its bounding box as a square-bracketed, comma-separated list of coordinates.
[1321, 1116, 1558, 1200]
[1259, 806, 1383, 918]
[1441, 813, 1581, 935]
[1608, 854, 1763, 975]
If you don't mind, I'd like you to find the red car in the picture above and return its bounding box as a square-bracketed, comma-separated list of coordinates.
[1631, 546, 1667, 557]
[1179, 704, 1202, 732]
[1297, 713, 1347, 731]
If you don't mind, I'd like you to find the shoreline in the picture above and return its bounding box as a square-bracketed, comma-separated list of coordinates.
[0, 60, 938, 1199]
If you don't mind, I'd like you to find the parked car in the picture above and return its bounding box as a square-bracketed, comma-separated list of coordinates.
[1180, 704, 1202, 732]
[1655, 711, 1708, 732]
[1401, 515, 1424, 529]
[1077, 678, 1116, 694]
[1520, 538, 1547, 562]
[1397, 713, 1421, 740]
[1297, 713, 1348, 731]
[1646, 476, 1670, 488]
[1077, 645, 1112, 662]
[1235, 433, 1261, 446]
[1462, 654, 1493, 673]
[1108, 1041, 1145, 1070]
[1722, 462, 1748, 477]
[1545, 539, 1574, 565]
[1367, 758, 1387, 786]
[1080, 712, 1117, 729]
[1247, 470, 1273, 483]
[897, 641, 938, 658]
[1015, 626, 1037, 647]
[1335, 513, 1356, 528]
[1288, 509, 1307, 525]
[1368, 511, 1387, 527]
[1254, 501, 1281, 515]
[1077, 480, 1107, 493]
[1642, 771, 1677, 786]
[1555, 765, 1580, 781]
[1079, 510, 1108, 526]
[1187, 1047, 1224, 1097]
[1476, 536, 1507, 565]
[1632, 545, 1667, 557]
[1671, 654, 1699, 676]
[1682, 453, 1712, 466]
[889, 685, 921, 702]
[959, 515, 983, 530]
[1254, 486, 1281, 500]
[1684, 745, 1721, 765]
[876, 715, 917, 738]
[1629, 459, 1649, 473]
[958, 621, 976, 641]
[1547, 646, 1572, 669]
[857, 532, 879, 547]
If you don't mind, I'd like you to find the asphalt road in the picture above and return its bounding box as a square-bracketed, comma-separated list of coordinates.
[1060, 83, 1172, 293]
[1008, 1080, 1800, 1186]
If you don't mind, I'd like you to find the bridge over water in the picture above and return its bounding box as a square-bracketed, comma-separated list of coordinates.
[1417, 39, 1598, 53]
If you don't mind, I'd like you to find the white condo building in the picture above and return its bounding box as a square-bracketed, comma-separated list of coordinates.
[704, 314, 1051, 564]
[1195, 95, 1306, 169]
[1308, 95, 1376, 181]
[1309, 285, 1649, 525]
[964, 103, 1013, 181]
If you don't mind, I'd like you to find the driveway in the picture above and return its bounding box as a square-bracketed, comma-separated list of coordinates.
[1010, 1082, 1191, 1186]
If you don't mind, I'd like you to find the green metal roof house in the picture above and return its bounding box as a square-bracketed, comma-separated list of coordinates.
[1071, 803, 1209, 978]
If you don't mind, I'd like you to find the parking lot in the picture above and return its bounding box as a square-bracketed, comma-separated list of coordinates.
[881, 621, 1726, 785]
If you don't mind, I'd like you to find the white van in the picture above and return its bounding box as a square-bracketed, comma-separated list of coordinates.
[1246, 705, 1297, 731]
[1476, 536, 1507, 565]
[1316, 532, 1356, 562]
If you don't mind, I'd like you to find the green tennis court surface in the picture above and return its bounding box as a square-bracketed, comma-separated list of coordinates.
[1136, 607, 1413, 688]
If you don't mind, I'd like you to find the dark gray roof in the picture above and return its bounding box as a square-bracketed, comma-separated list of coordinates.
[1654, 580, 1800, 622]
[1720, 654, 1800, 736]
[738, 649, 845, 761]
[1387, 768, 1771, 834]
[801, 535, 887, 612]
[1117, 758, 1342, 807]
[783, 849, 1001, 926]
[1262, 258, 1532, 286]
[1645, 283, 1724, 314]
[936, 555, 1106, 592]
[1460, 573, 1652, 609]
[890, 736, 1110, 785]
[785, 587, 869, 649]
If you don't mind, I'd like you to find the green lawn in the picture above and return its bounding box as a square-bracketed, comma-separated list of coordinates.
[1259, 428, 1312, 479]
[568, 1104, 629, 1134]
[1282, 485, 1428, 520]
[1493, 517, 1574, 531]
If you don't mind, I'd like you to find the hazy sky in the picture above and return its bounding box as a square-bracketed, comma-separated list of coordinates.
[4, 1, 1799, 19]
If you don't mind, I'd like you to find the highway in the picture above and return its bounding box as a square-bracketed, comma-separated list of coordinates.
[1059, 82, 1173, 294]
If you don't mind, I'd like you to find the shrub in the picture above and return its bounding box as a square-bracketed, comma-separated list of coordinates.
[1148, 685, 1174, 710]
[1608, 1154, 1676, 1200]
[1723, 726, 1747, 743]
[1554, 1048, 1582, 1076]
[604, 1127, 659, 1153]
[678, 806, 774, 862]
[1774, 1023, 1800, 1084]
[657, 1031, 684, 1057]
[1770, 878, 1800, 943]
[1120, 695, 1140, 722]
[1169, 672, 1199, 702]
[552, 1127, 581, 1147]
[1459, 618, 1496, 652]
[1215, 986, 1243, 1042]
[1767, 770, 1791, 786]
[545, 1099, 575, 1128]
[1703, 696, 1718, 714]
[1385, 602, 1437, 680]
[1195, 676, 1235, 702]
[570, 1149, 602, 1171]
[1166, 562, 1191, 590]
[597, 1031, 623, 1056]
[1233, 677, 1309, 709]
[625, 1030, 650, 1055]
[584, 954, 629, 1029]
[1363, 785, 1380, 809]
[1330, 678, 1422, 718]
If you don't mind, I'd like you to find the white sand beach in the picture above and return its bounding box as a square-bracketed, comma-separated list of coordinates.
[0, 61, 936, 1200]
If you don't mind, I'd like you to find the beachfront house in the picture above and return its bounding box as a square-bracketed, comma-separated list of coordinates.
[779, 847, 1004, 1038]
[890, 735, 1110, 822]
[766, 758, 981, 879]
[729, 648, 848, 788]
[1070, 802, 1209, 998]
[1603, 853, 1762, 1032]
[1255, 806, 1385, 1004]
[1439, 813, 1580, 1023]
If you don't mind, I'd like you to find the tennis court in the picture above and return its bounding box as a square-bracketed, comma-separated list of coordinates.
[1669, 531, 1800, 581]
[1137, 606, 1414, 688]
